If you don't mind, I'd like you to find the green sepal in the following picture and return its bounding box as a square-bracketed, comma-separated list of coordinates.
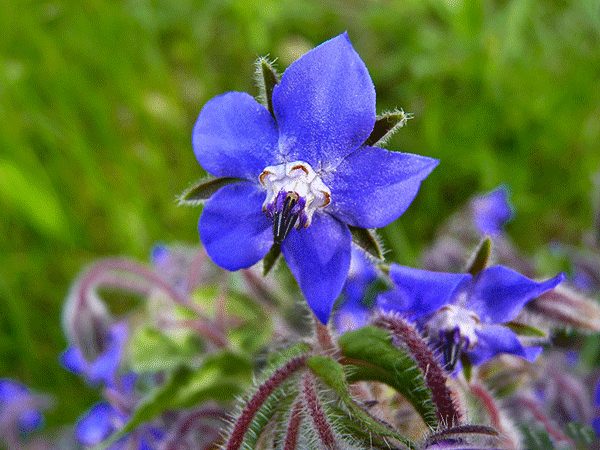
[363, 110, 410, 147]
[466, 238, 491, 276]
[505, 321, 547, 337]
[460, 353, 472, 382]
[95, 352, 252, 450]
[262, 242, 281, 276]
[338, 326, 438, 429]
[255, 57, 280, 118]
[178, 176, 244, 205]
[349, 226, 384, 260]
[307, 355, 416, 449]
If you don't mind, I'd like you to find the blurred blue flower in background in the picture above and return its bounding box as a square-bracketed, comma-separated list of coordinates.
[0, 379, 45, 438]
[377, 264, 565, 368]
[193, 32, 437, 324]
[471, 185, 513, 237]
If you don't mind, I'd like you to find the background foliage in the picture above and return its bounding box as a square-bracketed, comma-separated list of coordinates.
[1, 0, 599, 433]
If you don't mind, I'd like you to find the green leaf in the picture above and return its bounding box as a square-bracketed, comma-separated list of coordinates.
[97, 351, 252, 450]
[466, 238, 491, 276]
[178, 177, 245, 205]
[504, 321, 547, 337]
[307, 355, 416, 449]
[363, 110, 410, 147]
[129, 326, 204, 373]
[349, 226, 384, 260]
[338, 326, 438, 429]
[255, 57, 280, 118]
[262, 242, 281, 276]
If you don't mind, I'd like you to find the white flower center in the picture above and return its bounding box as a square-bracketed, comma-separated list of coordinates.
[425, 304, 481, 352]
[259, 161, 331, 230]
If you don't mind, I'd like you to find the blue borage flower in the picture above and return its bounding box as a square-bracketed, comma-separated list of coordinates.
[377, 264, 565, 367]
[192, 33, 437, 323]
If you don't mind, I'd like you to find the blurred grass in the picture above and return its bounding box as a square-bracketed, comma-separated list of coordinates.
[1, 0, 599, 431]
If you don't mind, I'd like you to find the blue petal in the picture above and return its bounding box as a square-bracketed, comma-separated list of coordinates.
[281, 213, 351, 324]
[471, 185, 513, 236]
[199, 182, 272, 271]
[377, 265, 471, 320]
[192, 92, 279, 179]
[523, 346, 543, 362]
[0, 378, 29, 401]
[467, 266, 565, 323]
[60, 346, 89, 377]
[75, 402, 119, 446]
[323, 147, 438, 228]
[18, 410, 43, 434]
[469, 325, 527, 365]
[272, 32, 375, 169]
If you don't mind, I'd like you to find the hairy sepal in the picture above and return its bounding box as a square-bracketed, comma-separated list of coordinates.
[254, 56, 280, 119]
[349, 226, 384, 260]
[363, 109, 411, 147]
[178, 176, 245, 205]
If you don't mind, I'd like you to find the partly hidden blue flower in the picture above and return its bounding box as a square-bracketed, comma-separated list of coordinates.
[193, 32, 437, 324]
[334, 247, 382, 333]
[60, 321, 128, 388]
[377, 264, 565, 368]
[593, 378, 600, 439]
[0, 379, 45, 437]
[75, 399, 163, 450]
[471, 185, 513, 236]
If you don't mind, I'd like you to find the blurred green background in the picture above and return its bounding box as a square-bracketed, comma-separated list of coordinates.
[1, 0, 599, 433]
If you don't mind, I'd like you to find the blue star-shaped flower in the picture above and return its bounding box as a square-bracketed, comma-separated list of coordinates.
[192, 33, 437, 324]
[377, 264, 565, 367]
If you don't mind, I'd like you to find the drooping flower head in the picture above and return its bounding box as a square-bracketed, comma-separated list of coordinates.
[377, 264, 565, 368]
[60, 321, 128, 388]
[192, 33, 437, 323]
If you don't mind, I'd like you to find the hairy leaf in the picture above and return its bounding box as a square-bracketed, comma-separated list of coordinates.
[338, 326, 438, 429]
[308, 355, 416, 449]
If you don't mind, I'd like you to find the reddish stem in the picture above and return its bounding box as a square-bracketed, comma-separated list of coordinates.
[302, 372, 338, 450]
[283, 397, 304, 450]
[225, 354, 309, 450]
[374, 314, 461, 427]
